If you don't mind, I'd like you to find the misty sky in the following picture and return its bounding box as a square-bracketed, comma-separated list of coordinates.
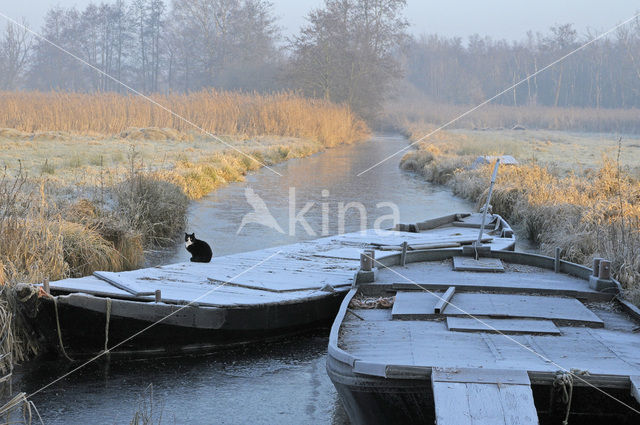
[1, 0, 638, 41]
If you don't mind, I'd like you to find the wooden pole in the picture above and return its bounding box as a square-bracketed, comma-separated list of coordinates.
[477, 159, 501, 246]
[400, 242, 408, 266]
[598, 260, 611, 280]
[592, 258, 602, 277]
[43, 278, 50, 295]
[365, 249, 375, 268]
[554, 247, 561, 273]
[155, 290, 162, 303]
[360, 253, 372, 271]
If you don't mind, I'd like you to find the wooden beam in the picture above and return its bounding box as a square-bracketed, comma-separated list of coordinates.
[434, 287, 455, 314]
[432, 367, 531, 385]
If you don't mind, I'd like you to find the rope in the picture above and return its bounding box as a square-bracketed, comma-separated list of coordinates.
[17, 285, 38, 303]
[103, 298, 111, 353]
[52, 297, 74, 362]
[553, 371, 574, 425]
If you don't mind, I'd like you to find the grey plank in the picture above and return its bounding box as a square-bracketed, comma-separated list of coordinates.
[447, 317, 561, 335]
[432, 382, 473, 425]
[453, 257, 504, 272]
[392, 292, 604, 326]
[392, 290, 443, 319]
[93, 271, 155, 296]
[432, 380, 538, 425]
[466, 383, 506, 425]
[499, 384, 540, 425]
[379, 260, 601, 296]
[391, 282, 608, 302]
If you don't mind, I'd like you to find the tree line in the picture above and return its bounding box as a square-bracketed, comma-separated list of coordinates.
[1, 0, 639, 118]
[404, 21, 640, 109]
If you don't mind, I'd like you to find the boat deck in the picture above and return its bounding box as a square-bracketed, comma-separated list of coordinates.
[46, 213, 514, 308]
[339, 307, 640, 378]
[329, 250, 640, 424]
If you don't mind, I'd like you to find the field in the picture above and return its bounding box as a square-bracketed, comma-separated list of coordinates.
[400, 124, 640, 306]
[386, 97, 640, 134]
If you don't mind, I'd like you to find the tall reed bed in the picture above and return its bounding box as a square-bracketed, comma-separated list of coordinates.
[401, 130, 640, 304]
[0, 90, 368, 146]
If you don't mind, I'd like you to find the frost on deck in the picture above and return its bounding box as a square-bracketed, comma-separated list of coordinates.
[47, 214, 512, 308]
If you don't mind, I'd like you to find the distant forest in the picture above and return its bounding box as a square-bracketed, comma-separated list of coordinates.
[1, 0, 640, 117]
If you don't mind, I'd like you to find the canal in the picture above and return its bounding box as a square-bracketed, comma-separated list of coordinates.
[19, 134, 475, 424]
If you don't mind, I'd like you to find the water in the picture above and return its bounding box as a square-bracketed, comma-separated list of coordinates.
[17, 134, 474, 424]
[168, 133, 472, 261]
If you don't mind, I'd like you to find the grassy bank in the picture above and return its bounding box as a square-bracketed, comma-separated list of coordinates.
[0, 90, 369, 371]
[400, 125, 640, 306]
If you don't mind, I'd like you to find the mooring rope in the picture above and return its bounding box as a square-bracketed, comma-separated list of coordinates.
[553, 371, 574, 425]
[52, 297, 74, 362]
[103, 298, 111, 353]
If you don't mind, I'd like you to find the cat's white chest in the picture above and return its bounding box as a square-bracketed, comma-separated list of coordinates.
[185, 240, 193, 248]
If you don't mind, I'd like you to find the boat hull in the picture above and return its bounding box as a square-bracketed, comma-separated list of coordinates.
[327, 354, 640, 425]
[31, 291, 345, 357]
[327, 355, 435, 425]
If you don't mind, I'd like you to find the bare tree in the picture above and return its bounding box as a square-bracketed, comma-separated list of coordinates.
[0, 20, 32, 89]
[290, 0, 408, 119]
[168, 0, 280, 91]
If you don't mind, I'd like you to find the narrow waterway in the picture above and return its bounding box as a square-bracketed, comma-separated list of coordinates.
[19, 134, 475, 424]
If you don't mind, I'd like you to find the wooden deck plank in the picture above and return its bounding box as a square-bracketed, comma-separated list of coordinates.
[391, 290, 443, 319]
[336, 228, 494, 247]
[432, 382, 473, 425]
[498, 384, 539, 425]
[466, 383, 506, 425]
[379, 261, 600, 296]
[49, 276, 139, 298]
[432, 367, 537, 425]
[339, 320, 640, 377]
[453, 257, 504, 272]
[392, 291, 604, 326]
[432, 378, 538, 425]
[312, 247, 391, 260]
[447, 317, 561, 335]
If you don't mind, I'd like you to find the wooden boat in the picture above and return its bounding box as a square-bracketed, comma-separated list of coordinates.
[18, 213, 514, 357]
[326, 247, 640, 424]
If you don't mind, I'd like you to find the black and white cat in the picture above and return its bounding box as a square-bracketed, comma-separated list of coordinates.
[185, 233, 213, 263]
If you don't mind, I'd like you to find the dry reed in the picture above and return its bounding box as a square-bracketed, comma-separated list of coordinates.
[0, 90, 369, 146]
[401, 129, 640, 304]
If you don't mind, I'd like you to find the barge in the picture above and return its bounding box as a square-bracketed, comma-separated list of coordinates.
[18, 213, 514, 357]
[326, 247, 640, 424]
